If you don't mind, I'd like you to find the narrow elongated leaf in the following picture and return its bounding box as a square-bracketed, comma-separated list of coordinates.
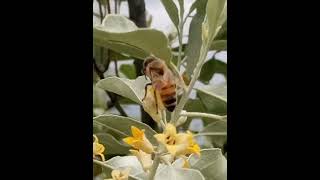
[188, 0, 203, 16]
[204, 0, 227, 44]
[160, 0, 180, 30]
[94, 15, 172, 61]
[93, 114, 157, 144]
[185, 0, 207, 76]
[213, 20, 227, 41]
[178, 0, 184, 22]
[188, 148, 227, 180]
[96, 76, 149, 105]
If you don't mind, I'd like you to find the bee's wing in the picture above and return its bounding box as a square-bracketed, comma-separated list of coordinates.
[167, 70, 185, 96]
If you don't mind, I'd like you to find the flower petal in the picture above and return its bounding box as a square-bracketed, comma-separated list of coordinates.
[123, 137, 137, 145]
[131, 126, 144, 139]
[187, 143, 200, 156]
[164, 123, 177, 136]
[175, 133, 193, 144]
[166, 145, 178, 156]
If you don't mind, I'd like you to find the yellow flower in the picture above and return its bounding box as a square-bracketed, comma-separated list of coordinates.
[93, 134, 105, 161]
[185, 131, 201, 156]
[123, 126, 154, 154]
[142, 85, 164, 122]
[130, 149, 153, 172]
[154, 123, 200, 157]
[105, 168, 130, 180]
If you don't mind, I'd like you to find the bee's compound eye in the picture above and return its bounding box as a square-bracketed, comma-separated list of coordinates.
[158, 69, 164, 75]
[144, 57, 156, 67]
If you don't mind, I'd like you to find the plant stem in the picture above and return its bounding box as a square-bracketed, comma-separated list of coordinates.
[97, 0, 104, 23]
[114, 101, 127, 116]
[180, 55, 187, 65]
[176, 31, 183, 69]
[172, 44, 209, 124]
[148, 153, 160, 180]
[106, 0, 111, 14]
[176, 0, 185, 70]
[114, 0, 118, 14]
[176, 18, 184, 70]
[114, 59, 119, 77]
[180, 112, 227, 122]
[161, 110, 167, 124]
[159, 120, 166, 131]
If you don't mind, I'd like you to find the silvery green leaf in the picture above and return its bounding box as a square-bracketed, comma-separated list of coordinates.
[185, 0, 207, 76]
[196, 86, 227, 116]
[96, 76, 149, 105]
[95, 133, 130, 155]
[203, 0, 227, 43]
[188, 148, 227, 180]
[160, 0, 180, 30]
[93, 114, 157, 144]
[155, 165, 205, 180]
[199, 120, 227, 148]
[106, 156, 144, 176]
[94, 15, 172, 61]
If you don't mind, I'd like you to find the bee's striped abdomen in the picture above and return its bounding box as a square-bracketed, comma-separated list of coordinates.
[160, 84, 177, 112]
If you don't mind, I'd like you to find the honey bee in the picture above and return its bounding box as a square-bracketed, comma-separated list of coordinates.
[142, 56, 177, 113]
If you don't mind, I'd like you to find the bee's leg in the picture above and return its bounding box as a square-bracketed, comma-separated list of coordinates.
[142, 83, 152, 101]
[154, 90, 159, 114]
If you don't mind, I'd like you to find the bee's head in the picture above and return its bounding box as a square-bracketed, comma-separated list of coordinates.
[142, 56, 157, 75]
